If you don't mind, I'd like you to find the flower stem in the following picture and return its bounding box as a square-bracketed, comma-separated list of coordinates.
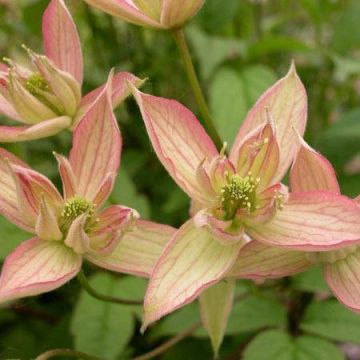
[77, 269, 143, 306]
[132, 322, 201, 360]
[35, 348, 101, 360]
[172, 28, 223, 150]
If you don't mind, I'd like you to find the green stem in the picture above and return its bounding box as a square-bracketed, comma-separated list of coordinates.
[35, 348, 101, 360]
[172, 29, 223, 150]
[77, 270, 143, 306]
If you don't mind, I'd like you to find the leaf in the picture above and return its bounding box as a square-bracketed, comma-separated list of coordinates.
[243, 330, 344, 360]
[292, 265, 329, 293]
[71, 273, 146, 359]
[209, 65, 277, 145]
[300, 299, 360, 344]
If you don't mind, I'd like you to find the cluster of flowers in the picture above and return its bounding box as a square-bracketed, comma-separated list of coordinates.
[1, 0, 360, 354]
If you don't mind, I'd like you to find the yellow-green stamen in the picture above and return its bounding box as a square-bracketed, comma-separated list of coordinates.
[25, 72, 50, 96]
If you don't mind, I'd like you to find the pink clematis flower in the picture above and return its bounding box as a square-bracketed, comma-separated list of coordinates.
[82, 0, 204, 30]
[0, 0, 142, 142]
[231, 135, 360, 313]
[0, 75, 174, 304]
[129, 64, 360, 333]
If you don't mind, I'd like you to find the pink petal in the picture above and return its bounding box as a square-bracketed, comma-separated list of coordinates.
[86, 220, 175, 277]
[42, 0, 83, 84]
[0, 237, 81, 303]
[91, 172, 116, 208]
[0, 93, 20, 121]
[64, 214, 90, 254]
[247, 191, 360, 251]
[290, 138, 340, 193]
[74, 72, 144, 129]
[356, 195, 360, 205]
[82, 0, 163, 28]
[230, 63, 307, 182]
[160, 0, 205, 28]
[324, 251, 360, 313]
[142, 219, 242, 329]
[92, 205, 136, 232]
[54, 153, 77, 199]
[69, 74, 122, 199]
[229, 241, 312, 279]
[131, 88, 218, 203]
[0, 149, 33, 231]
[0, 116, 71, 143]
[199, 280, 235, 356]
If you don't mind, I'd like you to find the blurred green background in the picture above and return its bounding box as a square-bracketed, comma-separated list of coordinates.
[0, 0, 360, 359]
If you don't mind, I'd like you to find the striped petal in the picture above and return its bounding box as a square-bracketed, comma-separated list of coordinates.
[290, 137, 340, 193]
[69, 74, 121, 199]
[54, 152, 77, 199]
[86, 220, 175, 277]
[230, 63, 307, 182]
[131, 88, 218, 203]
[229, 241, 312, 279]
[142, 219, 242, 329]
[0, 237, 81, 304]
[42, 0, 83, 84]
[247, 191, 360, 251]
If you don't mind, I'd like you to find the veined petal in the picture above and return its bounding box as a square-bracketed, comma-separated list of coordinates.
[131, 88, 218, 203]
[0, 237, 81, 304]
[229, 241, 312, 279]
[73, 72, 144, 129]
[324, 250, 360, 313]
[199, 280, 235, 357]
[64, 214, 90, 255]
[160, 0, 204, 28]
[91, 172, 116, 208]
[230, 63, 307, 182]
[54, 152, 77, 199]
[82, 0, 163, 28]
[86, 220, 175, 277]
[42, 0, 83, 84]
[142, 219, 242, 329]
[69, 73, 121, 199]
[247, 191, 360, 251]
[290, 137, 340, 193]
[0, 92, 20, 121]
[0, 116, 71, 143]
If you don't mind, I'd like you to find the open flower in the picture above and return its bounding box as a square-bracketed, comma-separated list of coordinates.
[231, 135, 360, 313]
[0, 0, 142, 142]
[130, 64, 360, 333]
[82, 0, 204, 30]
[0, 75, 174, 304]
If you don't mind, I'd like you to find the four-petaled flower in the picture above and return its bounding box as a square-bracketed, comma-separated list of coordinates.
[0, 75, 174, 304]
[130, 64, 360, 336]
[82, 0, 204, 30]
[0, 0, 142, 143]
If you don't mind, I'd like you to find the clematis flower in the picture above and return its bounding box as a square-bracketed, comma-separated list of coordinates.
[231, 134, 360, 314]
[0, 0, 142, 142]
[0, 75, 174, 304]
[82, 0, 204, 30]
[129, 63, 360, 339]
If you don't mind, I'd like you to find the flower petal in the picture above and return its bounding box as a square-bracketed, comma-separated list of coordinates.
[229, 241, 312, 279]
[160, 0, 204, 28]
[42, 0, 83, 84]
[0, 93, 20, 121]
[0, 237, 81, 303]
[54, 152, 77, 199]
[91, 172, 116, 208]
[247, 191, 360, 251]
[142, 219, 242, 329]
[69, 74, 121, 199]
[86, 220, 175, 277]
[64, 214, 90, 255]
[324, 250, 360, 313]
[199, 280, 235, 357]
[290, 137, 340, 193]
[230, 63, 307, 182]
[83, 0, 163, 28]
[0, 116, 71, 143]
[131, 88, 218, 203]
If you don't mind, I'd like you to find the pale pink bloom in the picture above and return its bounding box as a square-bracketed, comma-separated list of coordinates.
[129, 64, 360, 333]
[82, 0, 204, 29]
[231, 135, 360, 314]
[0, 0, 142, 142]
[0, 76, 174, 304]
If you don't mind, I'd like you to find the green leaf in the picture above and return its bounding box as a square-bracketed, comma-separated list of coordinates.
[301, 299, 360, 344]
[243, 330, 344, 360]
[292, 265, 329, 293]
[71, 273, 146, 359]
[209, 65, 277, 144]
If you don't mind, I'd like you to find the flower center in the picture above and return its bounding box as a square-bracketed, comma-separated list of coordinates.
[220, 173, 260, 220]
[25, 72, 50, 95]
